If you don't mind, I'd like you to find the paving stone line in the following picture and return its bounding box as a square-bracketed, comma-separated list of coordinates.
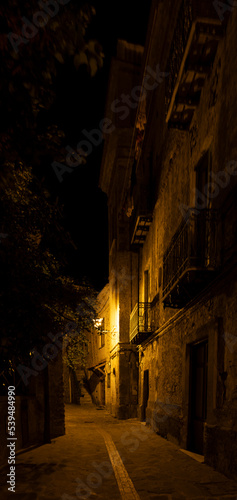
[97, 426, 140, 500]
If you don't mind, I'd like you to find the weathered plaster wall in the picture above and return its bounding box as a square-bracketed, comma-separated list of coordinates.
[139, 273, 237, 478]
[135, 7, 237, 480]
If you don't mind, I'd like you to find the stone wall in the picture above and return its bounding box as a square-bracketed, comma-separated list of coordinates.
[134, 7, 237, 479]
[48, 352, 65, 438]
[139, 271, 237, 478]
[94, 8, 237, 479]
[86, 283, 110, 407]
[0, 352, 65, 467]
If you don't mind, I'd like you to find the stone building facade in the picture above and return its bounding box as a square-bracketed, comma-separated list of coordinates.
[0, 352, 65, 467]
[86, 40, 143, 418]
[87, 1, 237, 480]
[86, 284, 109, 407]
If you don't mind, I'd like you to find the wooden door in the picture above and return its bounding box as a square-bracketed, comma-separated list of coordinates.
[142, 370, 149, 421]
[189, 340, 208, 455]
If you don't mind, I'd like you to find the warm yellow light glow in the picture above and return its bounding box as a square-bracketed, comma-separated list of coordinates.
[93, 318, 103, 329]
[112, 306, 120, 342]
[116, 307, 120, 332]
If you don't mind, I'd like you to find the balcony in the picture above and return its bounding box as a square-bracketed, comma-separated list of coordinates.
[130, 302, 153, 344]
[131, 215, 153, 245]
[130, 185, 153, 246]
[162, 209, 218, 308]
[165, 0, 224, 129]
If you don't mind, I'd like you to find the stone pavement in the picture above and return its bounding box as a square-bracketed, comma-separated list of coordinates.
[0, 402, 237, 500]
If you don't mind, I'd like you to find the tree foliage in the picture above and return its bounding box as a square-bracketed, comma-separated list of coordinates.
[0, 0, 104, 167]
[0, 0, 102, 385]
[0, 161, 97, 384]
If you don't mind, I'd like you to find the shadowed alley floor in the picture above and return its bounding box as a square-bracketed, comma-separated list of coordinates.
[0, 402, 237, 499]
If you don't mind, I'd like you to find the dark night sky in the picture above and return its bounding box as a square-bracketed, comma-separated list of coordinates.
[45, 1, 151, 290]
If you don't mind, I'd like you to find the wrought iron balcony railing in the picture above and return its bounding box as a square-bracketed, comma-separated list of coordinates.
[162, 209, 218, 308]
[130, 302, 153, 344]
[165, 0, 223, 129]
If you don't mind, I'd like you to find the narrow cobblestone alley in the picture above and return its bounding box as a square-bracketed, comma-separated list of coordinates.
[1, 403, 237, 500]
[1, 1, 237, 499]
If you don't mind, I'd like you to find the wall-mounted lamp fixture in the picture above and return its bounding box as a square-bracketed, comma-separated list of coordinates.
[93, 318, 110, 334]
[93, 318, 103, 329]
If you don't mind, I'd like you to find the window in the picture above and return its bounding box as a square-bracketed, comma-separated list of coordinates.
[144, 270, 150, 302]
[99, 318, 105, 348]
[195, 151, 212, 210]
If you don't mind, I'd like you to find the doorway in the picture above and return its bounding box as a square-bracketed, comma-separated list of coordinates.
[100, 378, 105, 406]
[189, 340, 208, 455]
[144, 270, 150, 331]
[142, 369, 149, 421]
[144, 270, 149, 303]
